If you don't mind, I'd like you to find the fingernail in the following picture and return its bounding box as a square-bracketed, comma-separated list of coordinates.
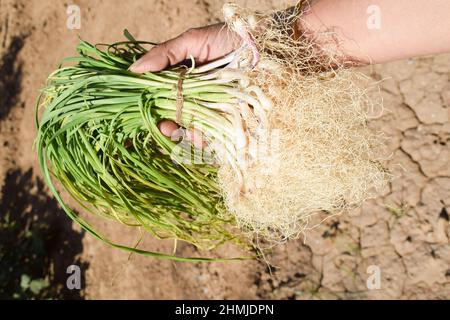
[171, 128, 186, 142]
[129, 60, 143, 72]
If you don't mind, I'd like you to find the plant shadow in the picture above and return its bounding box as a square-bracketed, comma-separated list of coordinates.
[0, 168, 88, 299]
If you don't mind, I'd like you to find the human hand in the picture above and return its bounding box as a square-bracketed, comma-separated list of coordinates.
[130, 23, 240, 148]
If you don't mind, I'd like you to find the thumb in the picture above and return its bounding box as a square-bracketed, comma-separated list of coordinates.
[129, 32, 192, 73]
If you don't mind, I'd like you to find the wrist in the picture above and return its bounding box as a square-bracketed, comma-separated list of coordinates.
[294, 2, 368, 67]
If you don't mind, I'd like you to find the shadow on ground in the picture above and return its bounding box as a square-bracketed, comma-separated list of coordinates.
[0, 36, 25, 121]
[0, 168, 88, 299]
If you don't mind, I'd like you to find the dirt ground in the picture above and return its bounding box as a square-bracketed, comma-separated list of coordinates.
[1, 0, 449, 299]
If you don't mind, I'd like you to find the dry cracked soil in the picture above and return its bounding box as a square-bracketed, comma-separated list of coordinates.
[1, 0, 449, 299]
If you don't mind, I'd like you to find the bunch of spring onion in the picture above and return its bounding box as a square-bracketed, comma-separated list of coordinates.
[35, 30, 266, 261]
[36, 4, 387, 260]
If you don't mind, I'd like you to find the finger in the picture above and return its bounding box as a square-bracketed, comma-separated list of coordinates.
[129, 33, 192, 73]
[157, 120, 179, 137]
[130, 24, 240, 73]
[158, 120, 206, 148]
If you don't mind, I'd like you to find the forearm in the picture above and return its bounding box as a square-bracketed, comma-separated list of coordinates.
[299, 0, 450, 64]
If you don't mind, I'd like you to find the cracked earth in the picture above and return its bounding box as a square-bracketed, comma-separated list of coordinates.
[1, 0, 449, 299]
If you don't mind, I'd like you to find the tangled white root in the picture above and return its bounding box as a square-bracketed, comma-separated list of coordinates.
[218, 3, 389, 243]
